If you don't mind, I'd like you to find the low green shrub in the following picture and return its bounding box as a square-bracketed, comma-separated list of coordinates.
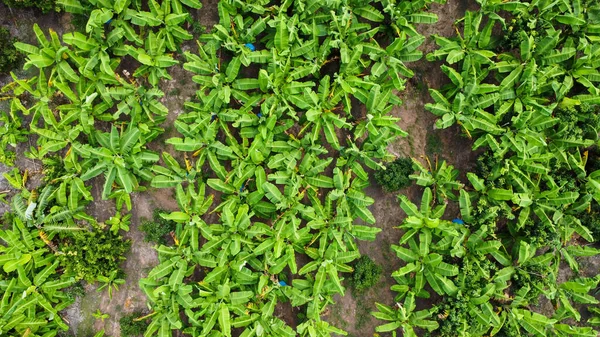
[120, 311, 150, 337]
[64, 281, 85, 302]
[374, 157, 414, 192]
[0, 26, 19, 74]
[348, 255, 382, 293]
[140, 209, 175, 245]
[1, 0, 57, 13]
[58, 222, 131, 282]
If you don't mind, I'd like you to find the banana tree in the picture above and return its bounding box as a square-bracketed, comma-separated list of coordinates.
[297, 238, 362, 309]
[151, 152, 201, 187]
[210, 11, 272, 66]
[380, 0, 445, 37]
[11, 184, 88, 232]
[60, 0, 144, 46]
[296, 317, 348, 337]
[51, 81, 114, 135]
[0, 218, 76, 336]
[74, 126, 159, 198]
[8, 70, 56, 127]
[183, 42, 263, 111]
[159, 182, 213, 239]
[126, 32, 178, 86]
[391, 230, 459, 298]
[143, 0, 197, 51]
[0, 108, 28, 166]
[14, 24, 81, 84]
[426, 11, 496, 65]
[410, 158, 463, 202]
[373, 292, 439, 337]
[62, 31, 124, 78]
[554, 277, 600, 323]
[108, 77, 169, 134]
[105, 210, 131, 234]
[289, 76, 351, 150]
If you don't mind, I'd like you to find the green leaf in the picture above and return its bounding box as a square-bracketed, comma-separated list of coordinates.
[306, 175, 334, 188]
[218, 303, 231, 337]
[275, 17, 289, 52]
[517, 241, 533, 265]
[34, 260, 59, 286]
[441, 65, 463, 87]
[4, 254, 31, 273]
[488, 188, 513, 201]
[116, 166, 134, 193]
[207, 179, 236, 194]
[459, 189, 472, 222]
[160, 212, 190, 223]
[262, 182, 282, 204]
[407, 13, 438, 24]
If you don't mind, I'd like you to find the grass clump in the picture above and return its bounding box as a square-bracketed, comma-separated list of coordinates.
[348, 255, 382, 293]
[120, 312, 149, 337]
[58, 223, 131, 282]
[1, 0, 57, 13]
[374, 157, 414, 192]
[140, 209, 175, 245]
[0, 27, 19, 74]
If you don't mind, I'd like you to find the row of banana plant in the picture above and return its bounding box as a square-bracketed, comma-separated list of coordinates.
[0, 217, 76, 336]
[138, 0, 447, 336]
[0, 0, 202, 335]
[375, 0, 600, 336]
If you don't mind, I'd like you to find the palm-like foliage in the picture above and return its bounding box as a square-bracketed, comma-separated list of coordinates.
[371, 1, 600, 336]
[0, 218, 76, 336]
[75, 126, 159, 198]
[140, 0, 446, 335]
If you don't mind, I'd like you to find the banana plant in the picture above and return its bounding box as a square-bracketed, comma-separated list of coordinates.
[58, 0, 142, 15]
[292, 244, 357, 332]
[96, 269, 126, 299]
[143, 0, 197, 51]
[46, 174, 94, 211]
[126, 32, 178, 86]
[151, 152, 201, 187]
[397, 188, 456, 238]
[290, 76, 351, 150]
[210, 12, 271, 66]
[11, 184, 88, 232]
[0, 217, 76, 335]
[105, 210, 131, 234]
[14, 24, 81, 84]
[380, 0, 445, 36]
[183, 42, 262, 111]
[410, 157, 463, 202]
[107, 77, 169, 133]
[159, 181, 213, 239]
[62, 31, 123, 78]
[373, 292, 439, 337]
[60, 0, 144, 46]
[0, 108, 28, 166]
[45, 79, 114, 136]
[426, 11, 496, 65]
[75, 126, 159, 198]
[391, 230, 459, 298]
